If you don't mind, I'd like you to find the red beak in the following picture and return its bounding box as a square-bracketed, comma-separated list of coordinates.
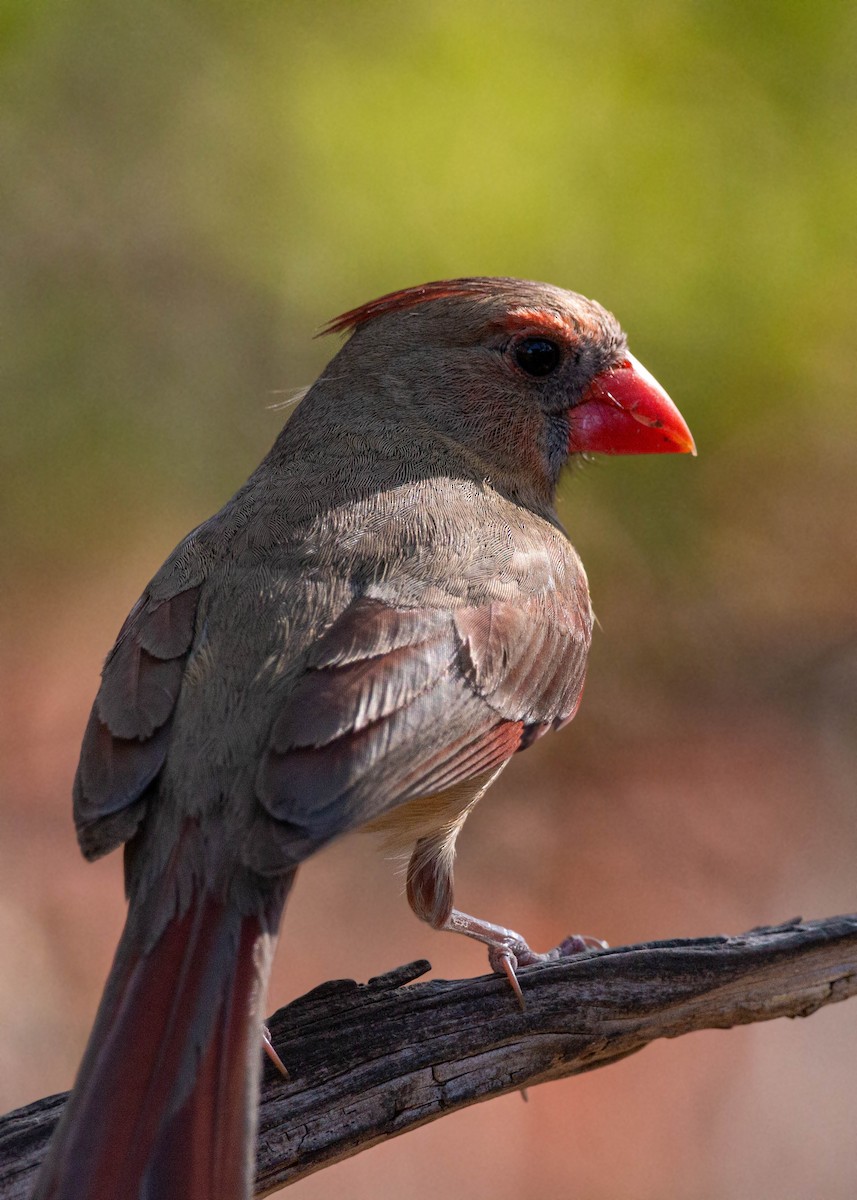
[567, 354, 696, 456]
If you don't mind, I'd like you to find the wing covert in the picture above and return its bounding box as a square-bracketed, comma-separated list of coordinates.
[254, 585, 590, 862]
[74, 585, 202, 860]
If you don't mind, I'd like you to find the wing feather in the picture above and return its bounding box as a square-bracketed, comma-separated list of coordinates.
[255, 582, 590, 857]
[74, 585, 202, 860]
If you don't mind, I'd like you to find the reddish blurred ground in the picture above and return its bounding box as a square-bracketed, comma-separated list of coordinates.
[2, 548, 856, 1200]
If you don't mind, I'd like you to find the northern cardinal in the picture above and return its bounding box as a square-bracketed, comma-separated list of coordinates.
[33, 278, 694, 1199]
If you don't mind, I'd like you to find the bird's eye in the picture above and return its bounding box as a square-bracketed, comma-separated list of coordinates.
[513, 337, 561, 377]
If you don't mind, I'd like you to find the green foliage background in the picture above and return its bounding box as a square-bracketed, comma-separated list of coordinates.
[4, 2, 856, 704]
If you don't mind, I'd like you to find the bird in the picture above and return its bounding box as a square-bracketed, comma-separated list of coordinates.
[32, 277, 695, 1199]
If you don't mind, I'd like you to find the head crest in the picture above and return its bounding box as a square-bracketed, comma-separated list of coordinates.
[320, 277, 520, 337]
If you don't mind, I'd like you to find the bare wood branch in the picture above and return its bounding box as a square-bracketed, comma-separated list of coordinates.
[2, 914, 856, 1198]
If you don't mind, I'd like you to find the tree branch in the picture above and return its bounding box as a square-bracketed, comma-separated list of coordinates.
[2, 914, 856, 1198]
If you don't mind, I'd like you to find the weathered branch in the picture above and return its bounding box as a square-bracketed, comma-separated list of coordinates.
[2, 914, 856, 1198]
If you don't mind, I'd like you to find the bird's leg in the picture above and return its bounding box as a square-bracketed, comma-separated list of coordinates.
[441, 908, 606, 1008]
[406, 832, 605, 1009]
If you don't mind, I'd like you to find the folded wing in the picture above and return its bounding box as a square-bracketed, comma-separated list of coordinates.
[255, 587, 590, 858]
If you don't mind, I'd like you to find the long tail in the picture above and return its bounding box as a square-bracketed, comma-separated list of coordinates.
[32, 879, 291, 1200]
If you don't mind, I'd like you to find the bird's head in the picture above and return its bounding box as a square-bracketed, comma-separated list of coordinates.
[318, 277, 695, 507]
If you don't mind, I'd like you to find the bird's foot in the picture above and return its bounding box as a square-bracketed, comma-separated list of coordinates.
[487, 931, 607, 1008]
[444, 908, 606, 1009]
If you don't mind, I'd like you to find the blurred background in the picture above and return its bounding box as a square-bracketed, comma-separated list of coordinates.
[2, 1, 856, 1196]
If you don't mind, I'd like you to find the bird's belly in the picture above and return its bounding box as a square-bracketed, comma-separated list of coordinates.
[361, 765, 506, 854]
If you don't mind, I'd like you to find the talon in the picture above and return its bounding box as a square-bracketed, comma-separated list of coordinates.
[489, 948, 526, 1010]
[262, 1025, 289, 1078]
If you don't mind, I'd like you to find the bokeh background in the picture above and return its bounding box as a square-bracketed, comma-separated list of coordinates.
[2, 2, 856, 1197]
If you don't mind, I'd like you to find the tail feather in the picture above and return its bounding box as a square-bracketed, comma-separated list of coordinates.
[33, 885, 288, 1200]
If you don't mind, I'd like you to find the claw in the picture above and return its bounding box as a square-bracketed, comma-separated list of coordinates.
[262, 1025, 289, 1078]
[496, 952, 526, 1011]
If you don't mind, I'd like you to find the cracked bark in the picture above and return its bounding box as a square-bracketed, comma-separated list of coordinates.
[2, 913, 856, 1198]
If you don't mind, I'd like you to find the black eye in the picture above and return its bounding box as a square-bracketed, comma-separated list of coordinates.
[513, 337, 561, 377]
